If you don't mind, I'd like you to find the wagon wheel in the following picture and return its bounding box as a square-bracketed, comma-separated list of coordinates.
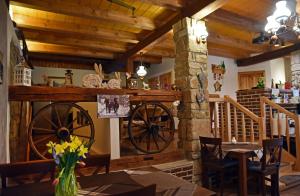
[128, 102, 175, 154]
[28, 102, 95, 159]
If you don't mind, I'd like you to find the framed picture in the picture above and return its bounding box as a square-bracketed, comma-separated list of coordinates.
[97, 95, 130, 118]
[48, 76, 65, 87]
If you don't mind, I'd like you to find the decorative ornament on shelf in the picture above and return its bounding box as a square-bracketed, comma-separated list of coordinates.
[212, 61, 226, 92]
[82, 63, 104, 88]
[13, 58, 31, 86]
[64, 70, 73, 86]
[142, 81, 150, 90]
[126, 72, 138, 89]
[47, 136, 92, 196]
[108, 72, 122, 89]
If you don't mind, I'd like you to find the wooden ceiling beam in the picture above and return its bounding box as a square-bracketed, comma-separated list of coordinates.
[206, 9, 264, 32]
[132, 55, 162, 64]
[136, 0, 183, 10]
[208, 32, 267, 52]
[119, 0, 230, 60]
[13, 14, 138, 43]
[26, 41, 114, 59]
[22, 28, 128, 53]
[145, 48, 175, 58]
[236, 42, 300, 66]
[11, 0, 156, 30]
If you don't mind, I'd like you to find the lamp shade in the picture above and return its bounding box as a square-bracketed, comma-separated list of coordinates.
[194, 21, 208, 39]
[273, 1, 291, 22]
[264, 15, 280, 33]
[136, 65, 147, 78]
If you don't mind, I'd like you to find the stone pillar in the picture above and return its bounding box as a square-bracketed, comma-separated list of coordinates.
[173, 18, 211, 184]
[291, 51, 300, 87]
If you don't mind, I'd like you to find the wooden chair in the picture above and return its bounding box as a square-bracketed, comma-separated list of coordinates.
[0, 159, 55, 188]
[76, 154, 110, 176]
[199, 136, 238, 196]
[247, 138, 283, 196]
[113, 184, 156, 196]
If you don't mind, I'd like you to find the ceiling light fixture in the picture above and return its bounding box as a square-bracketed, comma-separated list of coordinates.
[253, 0, 299, 46]
[136, 52, 147, 80]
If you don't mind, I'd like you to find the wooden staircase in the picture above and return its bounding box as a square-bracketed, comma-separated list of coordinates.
[210, 95, 300, 191]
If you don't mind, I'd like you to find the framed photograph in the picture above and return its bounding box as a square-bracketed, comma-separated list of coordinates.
[97, 95, 130, 118]
[48, 76, 65, 87]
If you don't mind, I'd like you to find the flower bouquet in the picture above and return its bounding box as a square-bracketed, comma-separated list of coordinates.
[47, 136, 90, 196]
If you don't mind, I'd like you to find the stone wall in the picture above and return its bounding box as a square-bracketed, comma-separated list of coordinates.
[173, 18, 211, 184]
[0, 1, 19, 163]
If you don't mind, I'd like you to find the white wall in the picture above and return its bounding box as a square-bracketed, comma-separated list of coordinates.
[270, 58, 286, 84]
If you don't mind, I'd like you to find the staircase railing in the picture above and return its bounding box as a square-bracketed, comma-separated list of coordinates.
[260, 96, 300, 170]
[209, 95, 266, 143]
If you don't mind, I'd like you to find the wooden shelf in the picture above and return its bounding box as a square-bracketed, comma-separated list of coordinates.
[9, 86, 182, 102]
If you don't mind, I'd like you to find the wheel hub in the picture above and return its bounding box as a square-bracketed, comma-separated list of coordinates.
[57, 127, 70, 139]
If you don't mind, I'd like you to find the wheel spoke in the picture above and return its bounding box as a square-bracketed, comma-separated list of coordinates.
[62, 104, 73, 126]
[41, 116, 58, 130]
[131, 121, 147, 129]
[151, 105, 157, 120]
[42, 148, 48, 156]
[71, 124, 89, 131]
[66, 117, 78, 129]
[54, 105, 62, 127]
[144, 104, 150, 124]
[34, 135, 56, 144]
[138, 131, 149, 143]
[146, 134, 151, 151]
[32, 127, 56, 134]
[72, 133, 90, 139]
[152, 132, 160, 150]
[158, 134, 168, 143]
[135, 111, 149, 126]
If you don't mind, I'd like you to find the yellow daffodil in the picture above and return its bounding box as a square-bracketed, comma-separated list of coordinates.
[78, 145, 88, 158]
[55, 144, 65, 155]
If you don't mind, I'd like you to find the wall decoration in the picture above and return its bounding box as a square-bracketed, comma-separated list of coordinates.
[82, 63, 104, 88]
[13, 59, 32, 86]
[212, 61, 226, 92]
[108, 72, 121, 89]
[196, 67, 207, 104]
[97, 95, 130, 118]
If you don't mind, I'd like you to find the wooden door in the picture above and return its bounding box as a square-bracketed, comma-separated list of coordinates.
[238, 71, 265, 90]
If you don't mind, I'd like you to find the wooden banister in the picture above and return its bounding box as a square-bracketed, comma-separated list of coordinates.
[260, 96, 300, 171]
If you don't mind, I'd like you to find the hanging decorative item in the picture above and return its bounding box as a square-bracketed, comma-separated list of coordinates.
[107, 72, 122, 89]
[196, 67, 207, 105]
[211, 61, 226, 92]
[82, 63, 104, 88]
[13, 58, 31, 86]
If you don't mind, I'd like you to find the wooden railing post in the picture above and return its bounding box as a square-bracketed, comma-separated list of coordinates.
[225, 101, 231, 142]
[295, 116, 300, 171]
[259, 97, 267, 143]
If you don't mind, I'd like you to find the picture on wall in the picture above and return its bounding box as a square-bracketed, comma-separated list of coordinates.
[97, 94, 130, 118]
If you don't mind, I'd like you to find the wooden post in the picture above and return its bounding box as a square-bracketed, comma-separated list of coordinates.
[259, 97, 267, 143]
[225, 102, 231, 142]
[234, 107, 238, 140]
[241, 113, 246, 142]
[214, 102, 219, 137]
[126, 57, 134, 73]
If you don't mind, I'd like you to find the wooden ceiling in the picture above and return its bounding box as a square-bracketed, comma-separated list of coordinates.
[9, 0, 288, 66]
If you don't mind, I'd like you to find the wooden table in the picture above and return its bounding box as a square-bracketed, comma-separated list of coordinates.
[222, 142, 261, 196]
[0, 171, 215, 196]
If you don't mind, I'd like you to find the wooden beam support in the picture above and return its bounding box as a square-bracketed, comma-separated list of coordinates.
[22, 28, 128, 53]
[206, 9, 264, 32]
[13, 14, 138, 43]
[136, 0, 183, 10]
[119, 0, 230, 60]
[11, 0, 156, 30]
[208, 32, 267, 52]
[236, 43, 300, 66]
[26, 41, 114, 59]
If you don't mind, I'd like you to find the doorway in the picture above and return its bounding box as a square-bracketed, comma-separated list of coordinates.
[238, 70, 265, 90]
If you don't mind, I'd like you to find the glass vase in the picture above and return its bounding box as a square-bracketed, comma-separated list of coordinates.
[55, 166, 78, 196]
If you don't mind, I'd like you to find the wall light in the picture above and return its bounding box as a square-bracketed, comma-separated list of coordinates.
[273, 0, 291, 23]
[136, 52, 147, 79]
[194, 20, 208, 44]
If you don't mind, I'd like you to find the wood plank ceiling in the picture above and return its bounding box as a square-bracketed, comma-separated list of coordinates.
[9, 0, 280, 66]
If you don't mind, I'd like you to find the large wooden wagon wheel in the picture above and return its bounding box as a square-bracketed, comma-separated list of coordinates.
[28, 102, 95, 159]
[128, 102, 175, 154]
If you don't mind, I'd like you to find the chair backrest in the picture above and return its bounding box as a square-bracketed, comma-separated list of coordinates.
[261, 138, 283, 170]
[76, 154, 110, 176]
[0, 159, 56, 188]
[113, 184, 156, 196]
[199, 136, 223, 162]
